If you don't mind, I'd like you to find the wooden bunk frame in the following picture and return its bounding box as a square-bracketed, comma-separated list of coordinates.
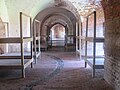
[0, 12, 33, 78]
[80, 11, 104, 77]
[33, 19, 41, 64]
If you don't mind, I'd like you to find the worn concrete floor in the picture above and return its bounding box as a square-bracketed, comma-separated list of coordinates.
[0, 51, 113, 90]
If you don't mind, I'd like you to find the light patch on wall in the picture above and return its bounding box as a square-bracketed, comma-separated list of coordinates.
[30, 0, 54, 18]
[0, 0, 9, 22]
[4, 0, 54, 37]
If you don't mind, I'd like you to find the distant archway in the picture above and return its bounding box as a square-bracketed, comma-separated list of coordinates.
[50, 24, 66, 47]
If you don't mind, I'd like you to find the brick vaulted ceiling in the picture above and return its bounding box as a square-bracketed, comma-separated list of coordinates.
[68, 0, 102, 17]
[35, 0, 104, 36]
[35, 0, 80, 36]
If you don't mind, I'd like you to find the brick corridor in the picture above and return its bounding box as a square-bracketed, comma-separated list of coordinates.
[0, 51, 113, 90]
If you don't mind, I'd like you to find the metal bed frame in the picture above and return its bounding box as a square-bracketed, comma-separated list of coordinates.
[80, 11, 104, 77]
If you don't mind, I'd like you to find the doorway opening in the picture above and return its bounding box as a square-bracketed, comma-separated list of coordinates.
[46, 24, 66, 51]
[49, 24, 66, 47]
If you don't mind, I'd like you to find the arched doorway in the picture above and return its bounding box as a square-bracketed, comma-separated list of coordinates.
[50, 24, 66, 47]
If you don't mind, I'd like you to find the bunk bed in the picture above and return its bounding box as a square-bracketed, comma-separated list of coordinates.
[80, 11, 104, 77]
[33, 19, 41, 64]
[0, 12, 33, 78]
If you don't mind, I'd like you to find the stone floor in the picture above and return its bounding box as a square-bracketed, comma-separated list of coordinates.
[0, 51, 114, 90]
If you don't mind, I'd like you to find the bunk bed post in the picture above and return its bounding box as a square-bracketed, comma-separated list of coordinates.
[38, 21, 41, 59]
[20, 12, 25, 78]
[76, 22, 78, 52]
[92, 11, 96, 77]
[30, 17, 33, 68]
[65, 25, 68, 51]
[46, 26, 49, 50]
[85, 17, 88, 68]
[50, 30, 52, 47]
[80, 22, 83, 59]
[79, 20, 82, 59]
[33, 20, 37, 64]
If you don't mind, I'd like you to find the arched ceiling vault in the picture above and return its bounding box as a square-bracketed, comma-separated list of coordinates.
[40, 13, 73, 34]
[36, 7, 79, 23]
[48, 19, 68, 29]
[35, 0, 80, 36]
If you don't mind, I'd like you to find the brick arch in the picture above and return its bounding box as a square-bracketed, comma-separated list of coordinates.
[40, 13, 70, 29]
[35, 2, 79, 21]
[35, 2, 80, 36]
[48, 20, 69, 35]
[40, 13, 73, 35]
[36, 7, 78, 25]
[49, 20, 67, 29]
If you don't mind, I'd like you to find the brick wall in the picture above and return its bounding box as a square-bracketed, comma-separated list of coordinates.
[102, 0, 120, 90]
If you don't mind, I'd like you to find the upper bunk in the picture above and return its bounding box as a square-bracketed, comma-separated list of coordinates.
[0, 12, 33, 59]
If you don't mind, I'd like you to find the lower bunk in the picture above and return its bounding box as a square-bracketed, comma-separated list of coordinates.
[0, 59, 33, 78]
[0, 53, 33, 78]
[84, 57, 104, 77]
